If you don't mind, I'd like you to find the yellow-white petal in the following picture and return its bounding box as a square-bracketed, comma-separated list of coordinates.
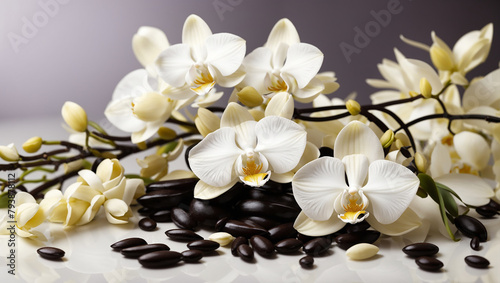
[265, 92, 294, 119]
[132, 26, 169, 68]
[429, 143, 452, 178]
[205, 33, 246, 77]
[194, 179, 238, 200]
[264, 18, 300, 53]
[254, 116, 306, 174]
[292, 157, 348, 221]
[366, 206, 421, 236]
[462, 68, 500, 111]
[334, 121, 385, 163]
[157, 44, 194, 87]
[342, 154, 370, 190]
[293, 211, 345, 236]
[182, 14, 212, 52]
[281, 43, 323, 89]
[454, 131, 490, 171]
[435, 173, 494, 206]
[189, 127, 242, 187]
[362, 160, 420, 224]
[103, 199, 132, 224]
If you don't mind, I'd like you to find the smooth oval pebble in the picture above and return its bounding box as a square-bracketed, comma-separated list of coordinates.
[303, 238, 330, 256]
[187, 240, 220, 252]
[111, 237, 147, 251]
[250, 235, 275, 257]
[150, 210, 172, 222]
[464, 255, 490, 269]
[345, 243, 379, 260]
[221, 220, 269, 238]
[268, 223, 297, 243]
[171, 207, 197, 230]
[275, 238, 303, 254]
[299, 255, 314, 269]
[487, 199, 500, 211]
[455, 215, 488, 242]
[138, 251, 182, 268]
[415, 256, 443, 271]
[345, 221, 371, 234]
[237, 244, 254, 262]
[209, 232, 234, 246]
[402, 243, 439, 257]
[470, 237, 480, 251]
[165, 229, 203, 242]
[334, 231, 380, 250]
[139, 217, 157, 231]
[231, 236, 248, 256]
[37, 247, 65, 260]
[181, 250, 204, 263]
[121, 243, 169, 258]
[475, 205, 498, 218]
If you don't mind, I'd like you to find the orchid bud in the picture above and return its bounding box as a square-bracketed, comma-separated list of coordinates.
[380, 130, 395, 148]
[409, 91, 419, 97]
[414, 152, 428, 173]
[237, 86, 263, 108]
[346, 99, 361, 116]
[158, 127, 177, 140]
[265, 92, 294, 119]
[430, 45, 454, 71]
[195, 108, 220, 137]
[22, 136, 43, 153]
[419, 78, 432, 99]
[62, 101, 88, 132]
[0, 143, 20, 161]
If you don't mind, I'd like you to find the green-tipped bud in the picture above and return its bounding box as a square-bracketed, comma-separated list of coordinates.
[22, 136, 43, 153]
[430, 45, 454, 71]
[237, 86, 263, 108]
[419, 78, 432, 99]
[62, 101, 88, 132]
[0, 143, 19, 161]
[414, 152, 428, 173]
[380, 130, 395, 148]
[158, 127, 177, 140]
[346, 99, 361, 116]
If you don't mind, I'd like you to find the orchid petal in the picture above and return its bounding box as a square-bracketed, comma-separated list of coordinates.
[270, 171, 294, 183]
[103, 199, 132, 224]
[292, 157, 348, 221]
[293, 211, 345, 237]
[206, 33, 246, 76]
[291, 77, 324, 103]
[454, 131, 491, 171]
[221, 102, 254, 128]
[435, 173, 494, 206]
[464, 106, 499, 133]
[281, 43, 323, 89]
[367, 207, 421, 236]
[157, 44, 194, 87]
[264, 18, 300, 53]
[265, 92, 294, 119]
[211, 65, 246, 88]
[182, 14, 212, 59]
[96, 159, 123, 188]
[315, 72, 340, 94]
[362, 160, 419, 224]
[254, 116, 306, 173]
[429, 143, 452, 178]
[189, 127, 242, 187]
[242, 47, 273, 94]
[77, 194, 105, 225]
[342, 154, 370, 190]
[132, 26, 169, 67]
[78, 170, 105, 193]
[194, 179, 238, 200]
[334, 121, 385, 162]
[462, 68, 500, 111]
[104, 97, 145, 133]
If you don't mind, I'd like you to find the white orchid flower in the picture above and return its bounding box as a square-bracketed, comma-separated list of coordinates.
[401, 23, 493, 83]
[104, 69, 181, 143]
[292, 121, 420, 236]
[189, 103, 307, 199]
[427, 132, 494, 206]
[14, 192, 46, 237]
[367, 49, 445, 140]
[242, 18, 324, 103]
[62, 182, 105, 226]
[157, 14, 246, 97]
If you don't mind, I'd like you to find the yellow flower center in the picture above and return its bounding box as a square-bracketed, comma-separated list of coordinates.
[191, 69, 215, 95]
[267, 75, 288, 93]
[242, 159, 267, 184]
[339, 197, 368, 223]
[451, 163, 479, 175]
[441, 135, 454, 146]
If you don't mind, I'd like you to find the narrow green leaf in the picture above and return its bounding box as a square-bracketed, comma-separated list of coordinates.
[0, 192, 8, 208]
[416, 187, 428, 198]
[418, 173, 459, 241]
[440, 188, 459, 217]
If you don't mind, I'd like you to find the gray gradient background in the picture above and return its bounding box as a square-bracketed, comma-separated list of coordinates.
[1, 0, 500, 122]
